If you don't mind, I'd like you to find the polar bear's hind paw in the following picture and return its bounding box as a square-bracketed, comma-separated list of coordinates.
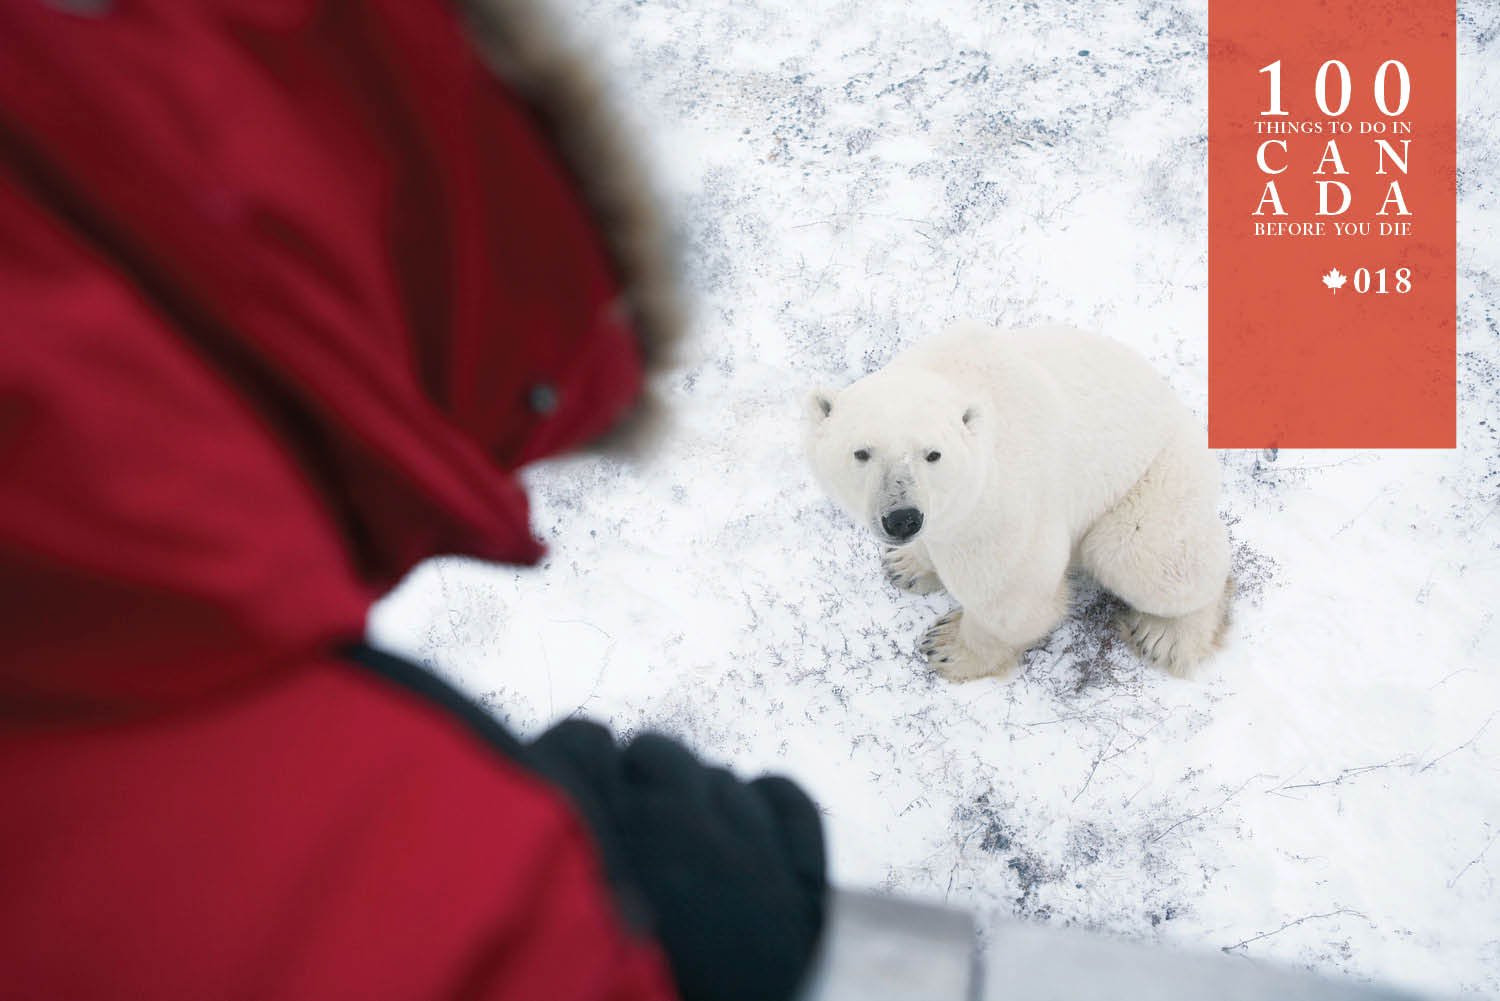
[1117, 583, 1231, 678]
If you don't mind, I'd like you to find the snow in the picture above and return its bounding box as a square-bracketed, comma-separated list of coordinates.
[370, 1, 1500, 995]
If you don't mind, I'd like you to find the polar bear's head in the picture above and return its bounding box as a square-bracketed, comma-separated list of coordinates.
[805, 368, 987, 546]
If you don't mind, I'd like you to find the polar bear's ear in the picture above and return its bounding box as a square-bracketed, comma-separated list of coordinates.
[961, 405, 980, 430]
[806, 389, 835, 423]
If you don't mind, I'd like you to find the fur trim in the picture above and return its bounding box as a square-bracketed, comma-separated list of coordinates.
[457, 0, 685, 441]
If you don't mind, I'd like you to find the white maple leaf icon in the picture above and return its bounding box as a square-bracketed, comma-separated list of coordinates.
[1321, 267, 1348, 292]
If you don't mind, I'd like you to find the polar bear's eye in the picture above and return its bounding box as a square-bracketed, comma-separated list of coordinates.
[926, 451, 941, 462]
[853, 449, 870, 462]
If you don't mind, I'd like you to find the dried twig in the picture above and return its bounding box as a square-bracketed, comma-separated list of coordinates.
[1148, 774, 1265, 844]
[1447, 828, 1499, 889]
[1071, 738, 1111, 803]
[1269, 755, 1411, 793]
[1420, 711, 1497, 773]
[1428, 667, 1477, 690]
[1221, 908, 1365, 954]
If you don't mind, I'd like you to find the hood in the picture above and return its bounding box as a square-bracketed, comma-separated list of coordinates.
[0, 0, 680, 721]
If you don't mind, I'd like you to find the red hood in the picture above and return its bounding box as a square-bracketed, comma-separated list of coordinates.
[0, 1, 653, 720]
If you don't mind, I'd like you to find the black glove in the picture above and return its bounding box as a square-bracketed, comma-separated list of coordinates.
[528, 721, 826, 1001]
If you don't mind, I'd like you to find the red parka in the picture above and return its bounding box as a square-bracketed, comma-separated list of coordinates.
[0, 1, 683, 997]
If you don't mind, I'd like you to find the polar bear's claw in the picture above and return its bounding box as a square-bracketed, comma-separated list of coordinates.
[919, 610, 1016, 681]
[1116, 583, 1230, 678]
[883, 546, 944, 594]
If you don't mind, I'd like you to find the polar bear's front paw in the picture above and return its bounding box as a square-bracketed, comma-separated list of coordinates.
[918, 610, 1016, 681]
[883, 545, 943, 594]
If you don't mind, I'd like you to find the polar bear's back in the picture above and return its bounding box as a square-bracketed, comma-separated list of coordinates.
[893, 323, 1189, 430]
[894, 323, 1199, 533]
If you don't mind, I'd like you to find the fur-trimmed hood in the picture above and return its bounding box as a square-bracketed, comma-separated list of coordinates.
[0, 0, 682, 714]
[460, 0, 685, 433]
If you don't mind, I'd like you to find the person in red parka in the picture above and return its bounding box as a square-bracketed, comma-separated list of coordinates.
[0, 2, 827, 999]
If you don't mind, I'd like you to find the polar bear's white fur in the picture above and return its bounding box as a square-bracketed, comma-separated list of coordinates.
[806, 322, 1230, 680]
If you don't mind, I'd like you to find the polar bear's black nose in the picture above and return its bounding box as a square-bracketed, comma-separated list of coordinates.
[881, 507, 924, 540]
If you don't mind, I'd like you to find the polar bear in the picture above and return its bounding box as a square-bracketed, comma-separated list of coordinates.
[805, 322, 1230, 680]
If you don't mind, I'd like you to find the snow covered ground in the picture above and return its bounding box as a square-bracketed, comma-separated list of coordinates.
[371, 1, 1500, 995]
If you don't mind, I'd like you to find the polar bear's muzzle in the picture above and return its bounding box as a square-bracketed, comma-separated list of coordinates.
[879, 507, 924, 542]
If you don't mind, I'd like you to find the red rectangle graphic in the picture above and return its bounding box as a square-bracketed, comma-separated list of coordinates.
[1208, 0, 1456, 448]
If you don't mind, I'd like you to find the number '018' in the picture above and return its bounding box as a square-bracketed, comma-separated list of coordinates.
[1259, 59, 1410, 117]
[1353, 268, 1413, 294]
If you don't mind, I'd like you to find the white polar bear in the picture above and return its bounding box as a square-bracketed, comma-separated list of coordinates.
[806, 322, 1231, 680]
